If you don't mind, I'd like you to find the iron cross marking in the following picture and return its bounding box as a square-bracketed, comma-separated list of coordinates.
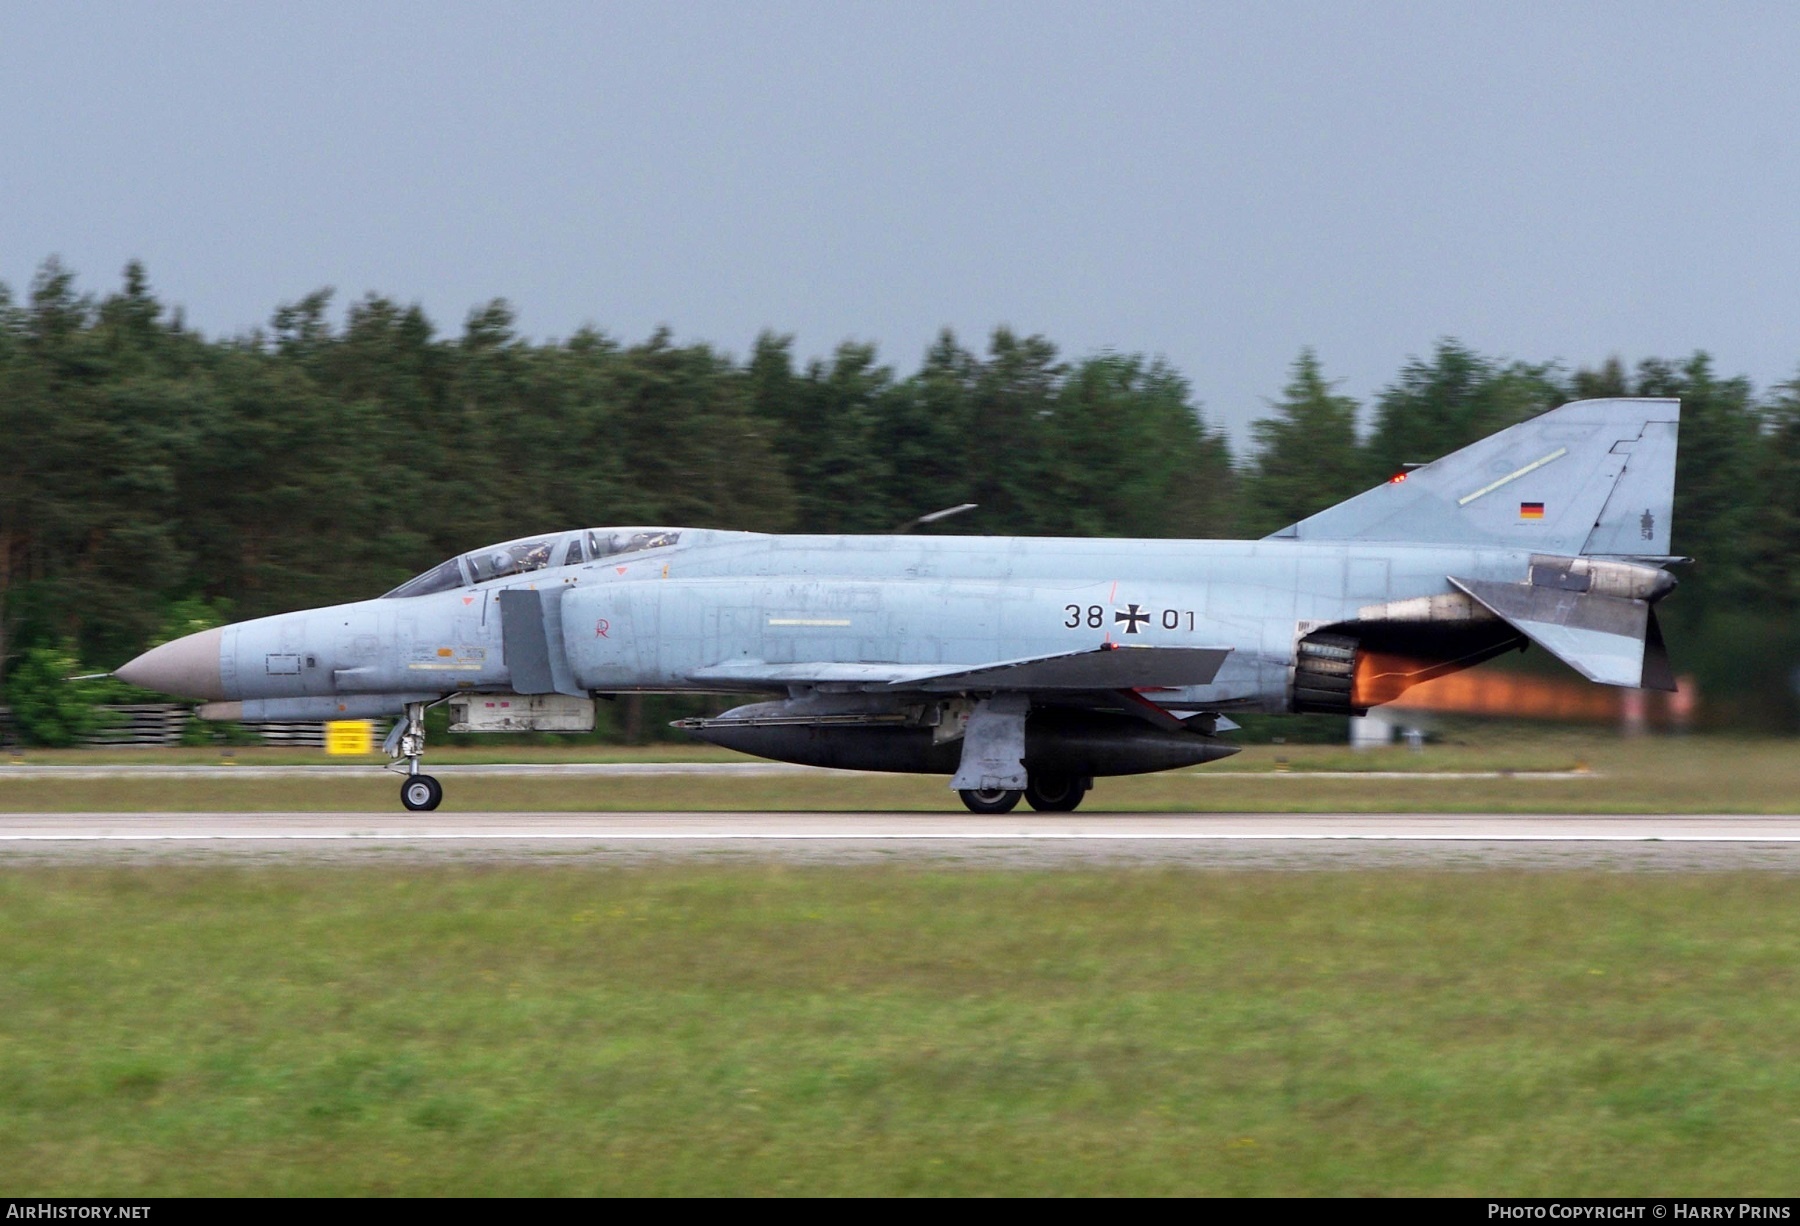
[1114, 604, 1151, 634]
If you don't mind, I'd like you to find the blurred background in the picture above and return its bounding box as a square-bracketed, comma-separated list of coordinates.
[3, 1, 1797, 745]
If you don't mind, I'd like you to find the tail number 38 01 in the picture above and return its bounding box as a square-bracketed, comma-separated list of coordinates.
[1063, 604, 1196, 633]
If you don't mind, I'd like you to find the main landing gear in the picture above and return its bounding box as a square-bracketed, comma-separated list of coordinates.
[958, 786, 1021, 814]
[386, 700, 443, 811]
[957, 774, 1091, 814]
[1024, 774, 1087, 812]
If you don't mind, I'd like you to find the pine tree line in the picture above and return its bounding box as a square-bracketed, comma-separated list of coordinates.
[2, 261, 1796, 723]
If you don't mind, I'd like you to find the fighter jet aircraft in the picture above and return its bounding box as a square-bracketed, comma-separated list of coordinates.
[115, 396, 1683, 813]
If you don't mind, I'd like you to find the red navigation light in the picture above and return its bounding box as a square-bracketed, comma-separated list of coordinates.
[1388, 472, 1407, 484]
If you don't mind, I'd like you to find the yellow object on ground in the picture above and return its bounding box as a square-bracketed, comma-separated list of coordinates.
[324, 720, 374, 756]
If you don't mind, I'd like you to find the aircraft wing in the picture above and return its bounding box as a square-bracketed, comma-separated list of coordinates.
[687, 645, 1233, 693]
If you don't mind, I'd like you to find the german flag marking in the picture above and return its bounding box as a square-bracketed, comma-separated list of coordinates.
[1520, 502, 1545, 519]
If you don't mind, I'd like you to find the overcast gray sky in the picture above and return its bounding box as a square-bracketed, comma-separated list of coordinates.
[4, 1, 1797, 447]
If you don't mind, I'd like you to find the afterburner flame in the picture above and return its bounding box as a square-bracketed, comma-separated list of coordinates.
[1356, 652, 1697, 724]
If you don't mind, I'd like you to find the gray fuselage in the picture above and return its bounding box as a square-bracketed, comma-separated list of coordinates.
[201, 529, 1538, 720]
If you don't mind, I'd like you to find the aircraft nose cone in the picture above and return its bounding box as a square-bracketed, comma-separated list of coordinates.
[115, 627, 225, 701]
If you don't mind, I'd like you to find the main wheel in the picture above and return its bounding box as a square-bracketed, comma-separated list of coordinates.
[1025, 774, 1087, 812]
[959, 787, 1022, 814]
[401, 774, 443, 812]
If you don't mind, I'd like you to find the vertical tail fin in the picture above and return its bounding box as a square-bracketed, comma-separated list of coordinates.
[1267, 397, 1680, 557]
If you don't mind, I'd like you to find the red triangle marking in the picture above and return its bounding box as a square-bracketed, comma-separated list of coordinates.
[616, 566, 628, 575]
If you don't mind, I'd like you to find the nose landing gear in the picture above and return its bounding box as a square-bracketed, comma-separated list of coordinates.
[385, 700, 443, 811]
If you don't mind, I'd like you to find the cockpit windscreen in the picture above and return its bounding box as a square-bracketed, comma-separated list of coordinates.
[382, 556, 466, 600]
[382, 527, 684, 598]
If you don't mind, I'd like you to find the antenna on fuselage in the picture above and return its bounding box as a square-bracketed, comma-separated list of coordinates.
[893, 503, 978, 533]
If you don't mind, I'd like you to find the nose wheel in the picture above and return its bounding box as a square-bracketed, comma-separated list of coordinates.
[401, 774, 443, 811]
[385, 700, 445, 811]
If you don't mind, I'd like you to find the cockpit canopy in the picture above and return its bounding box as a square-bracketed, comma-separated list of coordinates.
[382, 527, 684, 598]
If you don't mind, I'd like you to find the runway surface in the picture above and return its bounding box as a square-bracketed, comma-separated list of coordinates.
[6, 812, 1798, 869]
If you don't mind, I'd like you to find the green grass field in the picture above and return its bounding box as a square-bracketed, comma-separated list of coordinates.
[2, 865, 1798, 1195]
[4, 735, 1797, 1194]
